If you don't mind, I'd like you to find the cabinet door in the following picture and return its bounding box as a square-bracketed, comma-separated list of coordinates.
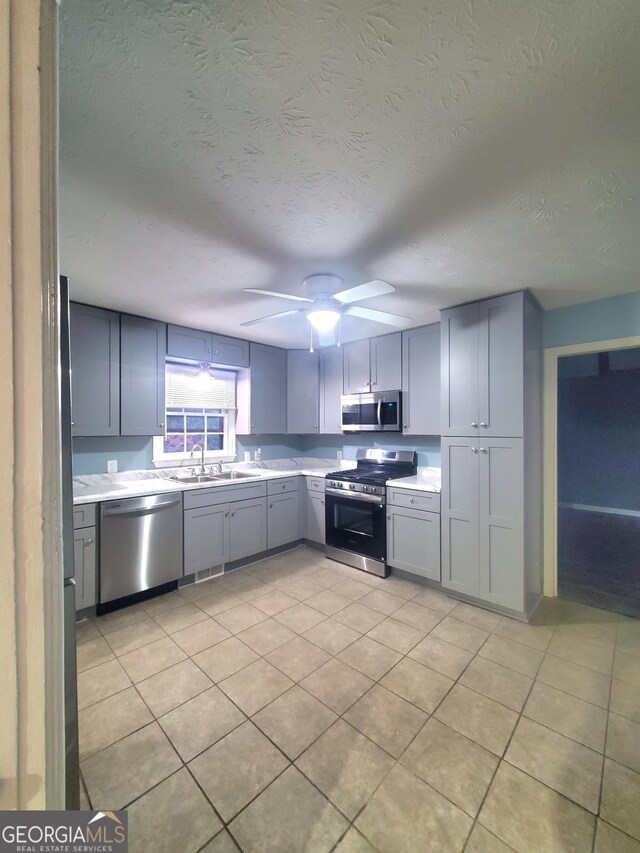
[268, 493, 301, 549]
[440, 303, 480, 437]
[167, 325, 213, 361]
[440, 437, 480, 597]
[478, 438, 524, 610]
[184, 504, 229, 574]
[211, 334, 249, 367]
[305, 492, 326, 544]
[387, 507, 440, 581]
[402, 324, 440, 435]
[287, 350, 319, 434]
[319, 347, 343, 434]
[479, 293, 523, 437]
[343, 339, 371, 393]
[120, 315, 167, 436]
[370, 332, 401, 391]
[228, 498, 267, 561]
[74, 527, 96, 610]
[70, 304, 120, 436]
[248, 343, 287, 433]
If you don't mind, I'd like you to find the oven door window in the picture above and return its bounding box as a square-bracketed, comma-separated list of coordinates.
[326, 494, 386, 560]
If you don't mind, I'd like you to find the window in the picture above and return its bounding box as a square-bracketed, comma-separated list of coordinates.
[152, 362, 236, 465]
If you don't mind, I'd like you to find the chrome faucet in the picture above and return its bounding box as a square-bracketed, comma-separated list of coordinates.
[190, 444, 206, 474]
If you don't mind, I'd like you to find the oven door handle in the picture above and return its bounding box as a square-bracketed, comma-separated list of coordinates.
[325, 488, 384, 504]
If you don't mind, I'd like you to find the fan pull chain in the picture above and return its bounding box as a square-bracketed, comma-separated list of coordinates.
[309, 324, 314, 353]
[337, 316, 341, 347]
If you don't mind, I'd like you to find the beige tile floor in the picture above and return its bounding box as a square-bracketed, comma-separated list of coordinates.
[76, 545, 640, 853]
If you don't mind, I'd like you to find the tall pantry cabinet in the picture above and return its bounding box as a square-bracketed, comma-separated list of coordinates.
[439, 291, 543, 618]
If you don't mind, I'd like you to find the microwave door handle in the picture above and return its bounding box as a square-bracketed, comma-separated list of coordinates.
[376, 399, 383, 427]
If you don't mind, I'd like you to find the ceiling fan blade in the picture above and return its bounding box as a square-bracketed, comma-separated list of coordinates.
[240, 309, 305, 327]
[333, 279, 395, 304]
[344, 305, 412, 327]
[244, 288, 313, 303]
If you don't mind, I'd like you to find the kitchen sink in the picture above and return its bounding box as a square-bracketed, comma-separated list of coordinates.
[212, 471, 260, 480]
[169, 474, 220, 484]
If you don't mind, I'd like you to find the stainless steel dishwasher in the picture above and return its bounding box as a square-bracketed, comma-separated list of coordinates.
[100, 493, 183, 603]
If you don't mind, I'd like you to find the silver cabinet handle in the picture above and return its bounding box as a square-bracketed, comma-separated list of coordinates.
[480, 447, 488, 454]
[225, 512, 229, 517]
[471, 447, 478, 454]
[269, 503, 273, 509]
[471, 422, 478, 428]
[251, 423, 255, 428]
[409, 498, 415, 504]
[403, 424, 408, 429]
[386, 514, 390, 520]
[480, 422, 488, 428]
[84, 538, 94, 545]
[321, 500, 324, 505]
[214, 350, 219, 355]
[159, 422, 165, 427]
[231, 511, 236, 517]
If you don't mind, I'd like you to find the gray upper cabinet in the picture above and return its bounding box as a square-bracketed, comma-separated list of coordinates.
[167, 324, 249, 367]
[236, 343, 287, 434]
[343, 339, 370, 393]
[319, 347, 343, 434]
[370, 332, 402, 391]
[343, 332, 401, 394]
[120, 315, 167, 436]
[441, 292, 524, 438]
[402, 324, 440, 435]
[70, 303, 120, 436]
[287, 350, 319, 434]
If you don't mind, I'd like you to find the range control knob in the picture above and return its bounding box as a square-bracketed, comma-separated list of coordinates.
[349, 483, 356, 490]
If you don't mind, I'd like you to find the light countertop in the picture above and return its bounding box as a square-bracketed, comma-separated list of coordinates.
[386, 467, 441, 494]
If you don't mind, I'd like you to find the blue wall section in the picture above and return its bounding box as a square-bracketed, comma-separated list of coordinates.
[301, 434, 441, 467]
[236, 435, 304, 460]
[72, 436, 154, 475]
[544, 290, 640, 348]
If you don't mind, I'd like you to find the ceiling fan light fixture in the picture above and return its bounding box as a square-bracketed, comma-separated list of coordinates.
[307, 308, 340, 332]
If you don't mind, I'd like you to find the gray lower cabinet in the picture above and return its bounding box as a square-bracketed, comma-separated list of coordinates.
[387, 505, 440, 581]
[120, 314, 166, 436]
[319, 347, 343, 434]
[229, 498, 267, 561]
[287, 350, 319, 434]
[268, 492, 301, 548]
[236, 343, 287, 434]
[184, 504, 229, 573]
[70, 303, 120, 436]
[306, 492, 325, 544]
[402, 324, 440, 435]
[73, 526, 96, 610]
[441, 437, 524, 610]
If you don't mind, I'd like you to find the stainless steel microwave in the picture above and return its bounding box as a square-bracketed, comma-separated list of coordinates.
[341, 391, 402, 432]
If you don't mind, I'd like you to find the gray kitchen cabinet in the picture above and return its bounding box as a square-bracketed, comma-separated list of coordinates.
[343, 333, 401, 393]
[236, 343, 287, 434]
[441, 292, 524, 438]
[387, 504, 440, 581]
[305, 491, 326, 544]
[268, 492, 301, 548]
[228, 497, 267, 561]
[184, 504, 229, 573]
[441, 436, 524, 611]
[319, 347, 343, 434]
[287, 350, 319, 434]
[70, 303, 120, 436]
[370, 332, 402, 391]
[167, 324, 249, 367]
[402, 324, 440, 435]
[120, 314, 167, 436]
[343, 339, 372, 393]
[73, 526, 96, 610]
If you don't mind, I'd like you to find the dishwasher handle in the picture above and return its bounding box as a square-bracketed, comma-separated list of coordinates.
[103, 494, 182, 515]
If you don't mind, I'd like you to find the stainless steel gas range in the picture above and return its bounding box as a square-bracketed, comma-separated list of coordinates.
[325, 448, 417, 578]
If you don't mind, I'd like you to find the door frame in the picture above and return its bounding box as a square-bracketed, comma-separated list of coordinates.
[543, 334, 640, 597]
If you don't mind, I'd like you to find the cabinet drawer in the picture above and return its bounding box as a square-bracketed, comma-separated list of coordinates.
[267, 477, 299, 495]
[306, 477, 325, 493]
[184, 481, 267, 510]
[73, 504, 96, 529]
[387, 488, 440, 513]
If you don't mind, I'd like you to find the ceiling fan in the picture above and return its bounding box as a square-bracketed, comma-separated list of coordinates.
[241, 274, 411, 347]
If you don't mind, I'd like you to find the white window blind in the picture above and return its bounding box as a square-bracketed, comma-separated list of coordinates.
[165, 363, 236, 409]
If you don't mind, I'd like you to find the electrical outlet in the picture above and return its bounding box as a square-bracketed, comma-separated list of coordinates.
[255, 448, 262, 461]
[337, 450, 343, 461]
[107, 459, 118, 473]
[243, 451, 251, 462]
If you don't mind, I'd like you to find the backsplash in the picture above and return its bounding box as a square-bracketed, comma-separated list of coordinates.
[301, 434, 441, 468]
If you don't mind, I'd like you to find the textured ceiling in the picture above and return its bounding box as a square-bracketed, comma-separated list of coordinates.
[59, 0, 640, 348]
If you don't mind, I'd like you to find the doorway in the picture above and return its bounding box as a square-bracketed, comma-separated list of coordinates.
[555, 346, 640, 617]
